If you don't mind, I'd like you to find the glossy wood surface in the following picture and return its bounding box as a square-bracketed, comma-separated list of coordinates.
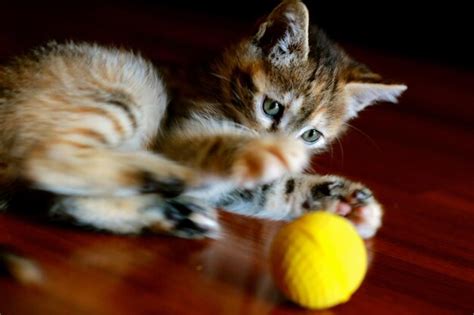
[0, 4, 473, 315]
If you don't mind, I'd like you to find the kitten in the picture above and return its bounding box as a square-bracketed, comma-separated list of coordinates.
[0, 0, 405, 240]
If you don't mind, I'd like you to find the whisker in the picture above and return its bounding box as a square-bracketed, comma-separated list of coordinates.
[232, 90, 243, 104]
[344, 122, 381, 151]
[305, 159, 317, 173]
[327, 142, 334, 159]
[335, 136, 344, 167]
[210, 72, 231, 82]
[209, 72, 248, 110]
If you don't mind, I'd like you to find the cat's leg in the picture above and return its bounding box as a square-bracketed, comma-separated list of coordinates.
[23, 143, 197, 197]
[159, 132, 309, 187]
[50, 194, 219, 238]
[217, 174, 382, 239]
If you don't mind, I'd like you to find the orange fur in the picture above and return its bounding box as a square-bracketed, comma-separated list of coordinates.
[0, 1, 405, 238]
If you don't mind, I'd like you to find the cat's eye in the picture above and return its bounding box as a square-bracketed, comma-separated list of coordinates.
[301, 129, 323, 144]
[263, 98, 284, 118]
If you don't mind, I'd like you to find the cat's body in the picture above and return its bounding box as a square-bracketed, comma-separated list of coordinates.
[0, 0, 405, 240]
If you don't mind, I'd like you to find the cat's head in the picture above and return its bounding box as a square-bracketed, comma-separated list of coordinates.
[212, 0, 406, 153]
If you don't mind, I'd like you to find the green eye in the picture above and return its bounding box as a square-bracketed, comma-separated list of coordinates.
[301, 129, 323, 144]
[263, 98, 283, 118]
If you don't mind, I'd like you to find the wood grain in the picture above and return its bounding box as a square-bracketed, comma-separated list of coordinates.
[0, 3, 473, 315]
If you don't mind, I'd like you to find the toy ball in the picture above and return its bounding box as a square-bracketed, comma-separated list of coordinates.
[270, 211, 368, 309]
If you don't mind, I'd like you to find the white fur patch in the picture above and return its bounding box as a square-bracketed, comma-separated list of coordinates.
[52, 195, 167, 234]
[345, 83, 407, 118]
[354, 202, 383, 239]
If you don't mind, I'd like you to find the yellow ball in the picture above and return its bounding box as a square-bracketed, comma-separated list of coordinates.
[270, 212, 367, 309]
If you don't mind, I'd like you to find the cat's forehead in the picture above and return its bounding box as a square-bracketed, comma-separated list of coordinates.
[260, 61, 317, 100]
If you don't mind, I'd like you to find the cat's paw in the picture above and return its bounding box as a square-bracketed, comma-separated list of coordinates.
[303, 176, 382, 238]
[232, 137, 308, 187]
[148, 196, 220, 239]
[51, 195, 219, 239]
[135, 157, 199, 197]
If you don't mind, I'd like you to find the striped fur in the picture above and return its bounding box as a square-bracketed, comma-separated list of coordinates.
[0, 0, 405, 239]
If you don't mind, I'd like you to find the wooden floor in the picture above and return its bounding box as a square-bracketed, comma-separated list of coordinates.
[0, 4, 473, 315]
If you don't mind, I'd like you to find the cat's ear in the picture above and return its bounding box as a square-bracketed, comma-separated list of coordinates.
[344, 63, 407, 118]
[253, 0, 310, 67]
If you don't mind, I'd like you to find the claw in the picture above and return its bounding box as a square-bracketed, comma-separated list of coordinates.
[352, 189, 372, 202]
[159, 196, 220, 239]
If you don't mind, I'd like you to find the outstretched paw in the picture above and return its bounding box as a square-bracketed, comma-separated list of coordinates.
[149, 196, 220, 239]
[232, 137, 308, 187]
[304, 176, 382, 238]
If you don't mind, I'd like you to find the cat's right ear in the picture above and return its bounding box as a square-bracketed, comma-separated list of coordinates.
[343, 62, 407, 118]
[252, 0, 310, 67]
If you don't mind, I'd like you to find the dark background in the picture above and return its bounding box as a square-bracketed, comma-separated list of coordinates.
[1, 0, 472, 69]
[149, 0, 473, 69]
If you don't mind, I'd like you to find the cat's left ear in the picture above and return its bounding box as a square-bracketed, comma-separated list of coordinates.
[253, 0, 310, 67]
[344, 63, 407, 118]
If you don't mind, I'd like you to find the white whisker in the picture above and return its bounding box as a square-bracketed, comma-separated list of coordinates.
[343, 122, 380, 151]
[335, 136, 344, 167]
[210, 72, 231, 82]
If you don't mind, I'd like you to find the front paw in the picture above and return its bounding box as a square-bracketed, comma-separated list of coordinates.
[232, 137, 308, 187]
[148, 196, 220, 239]
[303, 176, 382, 238]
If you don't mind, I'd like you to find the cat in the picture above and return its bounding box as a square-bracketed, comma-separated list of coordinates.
[0, 0, 406, 243]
